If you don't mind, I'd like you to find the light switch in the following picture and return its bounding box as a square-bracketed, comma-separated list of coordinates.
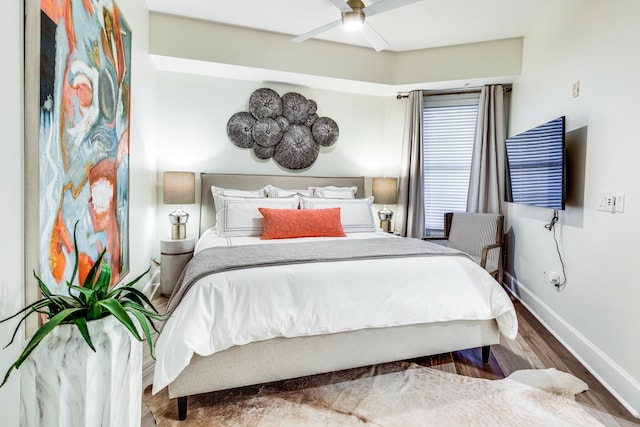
[613, 193, 625, 213]
[597, 192, 609, 211]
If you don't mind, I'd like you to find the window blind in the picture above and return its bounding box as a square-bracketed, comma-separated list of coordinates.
[422, 93, 480, 235]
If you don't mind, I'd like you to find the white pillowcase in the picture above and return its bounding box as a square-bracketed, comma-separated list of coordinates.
[300, 196, 376, 233]
[308, 186, 357, 199]
[265, 185, 313, 198]
[213, 194, 300, 236]
[211, 185, 266, 198]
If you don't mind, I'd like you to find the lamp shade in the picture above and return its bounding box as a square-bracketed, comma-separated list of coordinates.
[372, 177, 398, 205]
[163, 171, 195, 205]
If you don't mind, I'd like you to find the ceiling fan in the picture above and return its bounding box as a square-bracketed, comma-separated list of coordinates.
[292, 0, 423, 52]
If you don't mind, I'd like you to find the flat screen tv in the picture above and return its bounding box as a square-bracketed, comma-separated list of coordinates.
[505, 116, 566, 210]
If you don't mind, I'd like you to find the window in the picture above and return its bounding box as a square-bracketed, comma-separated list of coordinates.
[422, 93, 480, 236]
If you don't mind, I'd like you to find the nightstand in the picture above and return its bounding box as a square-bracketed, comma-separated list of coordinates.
[160, 238, 195, 297]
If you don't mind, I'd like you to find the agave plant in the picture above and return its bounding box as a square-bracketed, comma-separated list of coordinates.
[0, 223, 168, 387]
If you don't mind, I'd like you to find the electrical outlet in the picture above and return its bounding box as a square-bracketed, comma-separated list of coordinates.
[543, 269, 559, 285]
[597, 192, 625, 213]
[572, 81, 580, 98]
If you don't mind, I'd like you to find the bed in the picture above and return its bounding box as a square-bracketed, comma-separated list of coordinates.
[152, 173, 518, 421]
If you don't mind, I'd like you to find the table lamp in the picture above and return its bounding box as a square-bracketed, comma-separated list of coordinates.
[163, 171, 195, 240]
[372, 177, 398, 233]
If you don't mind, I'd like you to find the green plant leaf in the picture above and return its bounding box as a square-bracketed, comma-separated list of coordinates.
[86, 293, 101, 321]
[122, 295, 166, 330]
[67, 220, 80, 286]
[0, 367, 16, 388]
[84, 249, 106, 290]
[95, 263, 112, 297]
[125, 308, 156, 359]
[122, 301, 166, 335]
[118, 291, 146, 308]
[121, 301, 167, 321]
[34, 272, 52, 299]
[67, 284, 97, 298]
[68, 291, 84, 306]
[2, 301, 51, 349]
[48, 294, 82, 309]
[34, 273, 71, 312]
[0, 307, 85, 387]
[65, 279, 85, 306]
[112, 286, 159, 313]
[0, 299, 48, 325]
[72, 317, 96, 352]
[148, 320, 161, 335]
[106, 267, 150, 299]
[98, 299, 142, 341]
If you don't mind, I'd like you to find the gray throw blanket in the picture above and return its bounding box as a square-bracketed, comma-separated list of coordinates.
[166, 237, 470, 313]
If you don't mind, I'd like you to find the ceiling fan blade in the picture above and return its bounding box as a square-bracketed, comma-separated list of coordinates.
[328, 0, 353, 12]
[363, 0, 422, 17]
[292, 19, 343, 43]
[362, 22, 389, 51]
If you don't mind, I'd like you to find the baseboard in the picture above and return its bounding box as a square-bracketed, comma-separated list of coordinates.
[504, 272, 640, 417]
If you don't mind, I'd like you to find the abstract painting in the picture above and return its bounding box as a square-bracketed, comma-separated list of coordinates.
[38, 0, 131, 291]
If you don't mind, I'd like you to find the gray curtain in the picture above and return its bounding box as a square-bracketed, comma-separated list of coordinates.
[395, 90, 424, 238]
[467, 85, 507, 214]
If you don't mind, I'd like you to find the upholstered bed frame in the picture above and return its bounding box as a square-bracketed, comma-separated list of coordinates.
[166, 173, 500, 420]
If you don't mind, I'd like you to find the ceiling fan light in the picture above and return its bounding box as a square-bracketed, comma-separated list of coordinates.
[342, 11, 365, 31]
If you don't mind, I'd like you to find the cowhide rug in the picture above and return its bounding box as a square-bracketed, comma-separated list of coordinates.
[144, 361, 604, 426]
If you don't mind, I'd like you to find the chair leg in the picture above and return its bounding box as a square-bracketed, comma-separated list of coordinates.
[482, 346, 491, 365]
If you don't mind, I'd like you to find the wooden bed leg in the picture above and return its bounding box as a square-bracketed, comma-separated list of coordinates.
[482, 345, 491, 365]
[177, 396, 188, 421]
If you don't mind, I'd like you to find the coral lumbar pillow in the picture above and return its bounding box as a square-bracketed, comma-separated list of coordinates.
[258, 207, 346, 239]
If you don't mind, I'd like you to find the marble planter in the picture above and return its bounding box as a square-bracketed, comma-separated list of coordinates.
[20, 316, 142, 427]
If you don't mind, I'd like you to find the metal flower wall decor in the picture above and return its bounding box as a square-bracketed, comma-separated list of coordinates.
[227, 88, 339, 170]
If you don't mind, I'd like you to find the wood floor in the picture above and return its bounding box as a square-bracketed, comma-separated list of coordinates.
[141, 293, 639, 426]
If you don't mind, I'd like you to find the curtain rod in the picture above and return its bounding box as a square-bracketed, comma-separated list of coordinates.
[396, 89, 480, 99]
[396, 85, 511, 100]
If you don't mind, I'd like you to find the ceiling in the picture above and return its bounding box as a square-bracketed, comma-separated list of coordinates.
[144, 0, 545, 52]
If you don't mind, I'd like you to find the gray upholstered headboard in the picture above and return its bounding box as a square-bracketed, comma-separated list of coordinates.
[199, 173, 366, 236]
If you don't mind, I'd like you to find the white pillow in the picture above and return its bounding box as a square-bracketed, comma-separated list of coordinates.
[213, 194, 300, 236]
[300, 196, 376, 233]
[308, 185, 357, 199]
[211, 185, 266, 198]
[265, 185, 313, 198]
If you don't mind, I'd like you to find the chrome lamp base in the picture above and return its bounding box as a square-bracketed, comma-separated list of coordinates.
[378, 206, 393, 233]
[169, 207, 189, 240]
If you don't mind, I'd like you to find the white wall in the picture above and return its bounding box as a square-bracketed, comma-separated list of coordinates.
[507, 0, 640, 415]
[154, 73, 406, 241]
[0, 0, 25, 424]
[117, 0, 159, 285]
[1, 0, 158, 423]
[149, 13, 523, 91]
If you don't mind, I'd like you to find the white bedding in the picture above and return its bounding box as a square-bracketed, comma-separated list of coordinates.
[153, 231, 518, 393]
[193, 226, 393, 253]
